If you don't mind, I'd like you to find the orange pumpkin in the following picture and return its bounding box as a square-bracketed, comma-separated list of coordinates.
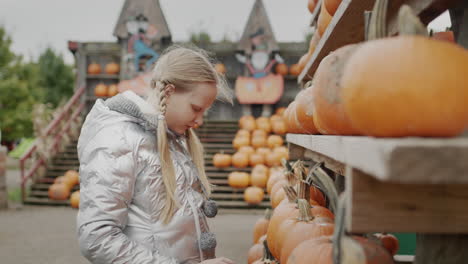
[244, 186, 265, 205]
[233, 136, 250, 150]
[284, 102, 306, 134]
[286, 236, 333, 264]
[215, 63, 227, 74]
[107, 84, 119, 97]
[267, 135, 284, 149]
[253, 209, 272, 244]
[324, 0, 342, 16]
[289, 64, 302, 76]
[232, 152, 249, 168]
[317, 0, 333, 36]
[271, 185, 286, 209]
[256, 147, 271, 159]
[251, 136, 267, 149]
[265, 152, 282, 167]
[275, 63, 289, 76]
[228, 172, 250, 188]
[266, 169, 286, 195]
[374, 233, 399, 256]
[252, 164, 269, 176]
[310, 185, 327, 207]
[271, 120, 287, 135]
[94, 83, 108, 97]
[279, 200, 335, 263]
[248, 243, 264, 264]
[105, 62, 120, 75]
[70, 190, 80, 209]
[249, 152, 265, 167]
[241, 119, 257, 131]
[213, 153, 232, 168]
[48, 183, 71, 200]
[54, 176, 75, 190]
[342, 36, 468, 137]
[239, 116, 256, 129]
[276, 107, 287, 116]
[312, 45, 361, 135]
[236, 129, 251, 138]
[64, 170, 79, 187]
[256, 121, 272, 134]
[251, 167, 269, 188]
[295, 87, 319, 134]
[239, 145, 255, 157]
[273, 146, 289, 161]
[270, 114, 283, 123]
[308, 0, 317, 13]
[252, 129, 267, 138]
[87, 63, 101, 74]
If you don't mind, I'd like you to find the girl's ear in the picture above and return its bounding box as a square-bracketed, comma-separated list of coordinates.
[166, 84, 176, 97]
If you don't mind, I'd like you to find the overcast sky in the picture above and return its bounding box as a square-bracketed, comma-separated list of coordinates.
[0, 0, 451, 64]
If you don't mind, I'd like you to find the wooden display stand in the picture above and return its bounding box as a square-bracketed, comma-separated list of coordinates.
[289, 0, 468, 263]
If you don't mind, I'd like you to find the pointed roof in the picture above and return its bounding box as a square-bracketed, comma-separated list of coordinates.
[113, 0, 171, 40]
[237, 0, 279, 53]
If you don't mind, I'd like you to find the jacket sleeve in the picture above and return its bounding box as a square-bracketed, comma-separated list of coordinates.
[77, 124, 177, 264]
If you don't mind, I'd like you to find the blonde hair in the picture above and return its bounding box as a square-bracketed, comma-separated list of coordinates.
[147, 45, 232, 224]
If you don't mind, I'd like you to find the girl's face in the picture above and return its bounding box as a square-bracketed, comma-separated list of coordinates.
[165, 82, 217, 135]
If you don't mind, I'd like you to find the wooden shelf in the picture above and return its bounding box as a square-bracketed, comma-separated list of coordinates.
[86, 74, 120, 80]
[287, 134, 468, 184]
[298, 0, 462, 84]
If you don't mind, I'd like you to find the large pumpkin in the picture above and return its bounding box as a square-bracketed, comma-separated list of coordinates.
[87, 63, 101, 74]
[312, 45, 361, 135]
[267, 135, 284, 149]
[215, 63, 227, 74]
[232, 152, 249, 168]
[244, 186, 265, 205]
[70, 190, 80, 208]
[308, 0, 317, 13]
[105, 62, 120, 75]
[317, 0, 333, 36]
[249, 152, 265, 167]
[94, 83, 108, 97]
[275, 63, 289, 76]
[54, 176, 75, 190]
[240, 116, 257, 131]
[289, 64, 302, 76]
[253, 209, 272, 244]
[295, 87, 319, 134]
[107, 84, 119, 97]
[279, 200, 335, 263]
[251, 136, 267, 149]
[341, 36, 468, 137]
[233, 136, 250, 150]
[271, 120, 287, 135]
[251, 165, 269, 188]
[265, 152, 282, 167]
[324, 0, 342, 16]
[64, 170, 80, 187]
[228, 172, 250, 188]
[213, 153, 232, 168]
[48, 183, 71, 200]
[239, 145, 255, 156]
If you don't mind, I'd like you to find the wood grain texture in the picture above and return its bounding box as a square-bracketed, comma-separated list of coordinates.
[287, 134, 468, 184]
[345, 167, 468, 233]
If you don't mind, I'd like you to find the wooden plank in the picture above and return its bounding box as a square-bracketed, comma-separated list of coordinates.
[298, 0, 461, 84]
[345, 167, 468, 233]
[287, 134, 468, 184]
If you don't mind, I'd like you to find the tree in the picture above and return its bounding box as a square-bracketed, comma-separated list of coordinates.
[189, 30, 212, 46]
[0, 27, 17, 80]
[37, 47, 75, 107]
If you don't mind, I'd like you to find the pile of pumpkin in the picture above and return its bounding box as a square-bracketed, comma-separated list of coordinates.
[87, 62, 120, 76]
[94, 82, 119, 97]
[288, 0, 468, 138]
[248, 161, 399, 264]
[48, 170, 80, 209]
[212, 110, 292, 205]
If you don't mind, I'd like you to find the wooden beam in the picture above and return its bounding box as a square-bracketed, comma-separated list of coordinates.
[287, 134, 468, 184]
[345, 167, 468, 233]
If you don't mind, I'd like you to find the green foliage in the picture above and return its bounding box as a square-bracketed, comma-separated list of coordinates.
[189, 30, 212, 45]
[0, 26, 75, 142]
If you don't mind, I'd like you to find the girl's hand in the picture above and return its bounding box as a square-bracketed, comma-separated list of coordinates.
[200, 257, 235, 264]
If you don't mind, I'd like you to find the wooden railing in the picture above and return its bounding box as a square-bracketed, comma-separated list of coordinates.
[19, 86, 86, 202]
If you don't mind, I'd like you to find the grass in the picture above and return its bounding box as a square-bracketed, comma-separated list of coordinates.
[7, 187, 23, 203]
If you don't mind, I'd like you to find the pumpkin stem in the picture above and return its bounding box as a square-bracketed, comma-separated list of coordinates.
[284, 185, 298, 203]
[282, 159, 296, 185]
[262, 239, 277, 263]
[367, 0, 388, 40]
[398, 5, 428, 36]
[332, 194, 348, 264]
[307, 163, 339, 213]
[295, 161, 310, 201]
[297, 199, 313, 222]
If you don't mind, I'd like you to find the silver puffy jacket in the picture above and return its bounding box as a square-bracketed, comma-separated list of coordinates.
[77, 91, 216, 264]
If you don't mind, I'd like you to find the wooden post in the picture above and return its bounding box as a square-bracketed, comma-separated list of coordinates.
[0, 146, 8, 209]
[449, 0, 468, 48]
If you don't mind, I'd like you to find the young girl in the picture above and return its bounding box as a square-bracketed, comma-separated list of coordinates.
[77, 46, 234, 264]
